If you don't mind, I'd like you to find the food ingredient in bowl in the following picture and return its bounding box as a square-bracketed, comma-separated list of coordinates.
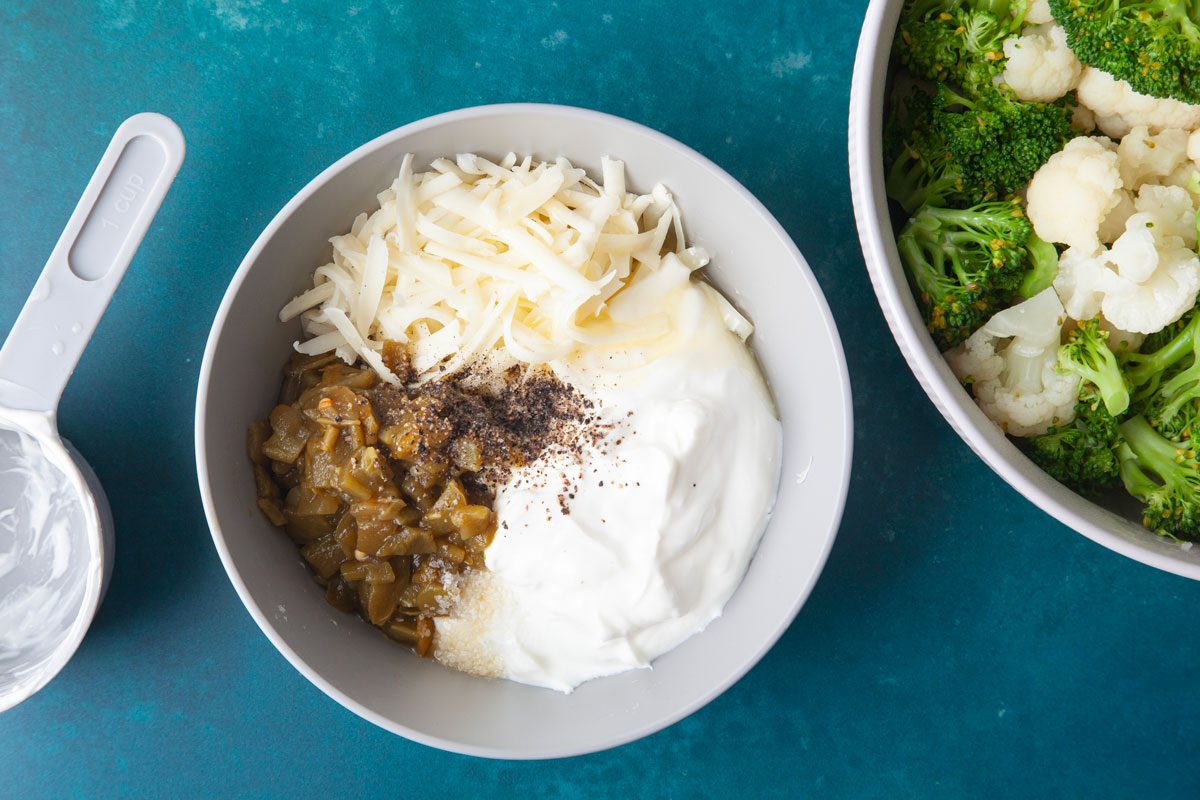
[262, 154, 782, 691]
[885, 82, 1076, 215]
[1025, 136, 1124, 252]
[279, 153, 712, 384]
[887, 0, 1200, 541]
[1075, 67, 1200, 139]
[895, 197, 1060, 350]
[999, 22, 1081, 104]
[1026, 0, 1053, 25]
[436, 252, 781, 692]
[894, 0, 1027, 97]
[249, 354, 595, 656]
[1027, 131, 1200, 335]
[1048, 0, 1200, 106]
[945, 288, 1077, 437]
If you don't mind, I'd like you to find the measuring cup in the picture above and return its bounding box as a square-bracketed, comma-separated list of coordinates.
[0, 113, 184, 712]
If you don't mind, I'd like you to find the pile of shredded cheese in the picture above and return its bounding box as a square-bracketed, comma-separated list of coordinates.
[279, 153, 717, 384]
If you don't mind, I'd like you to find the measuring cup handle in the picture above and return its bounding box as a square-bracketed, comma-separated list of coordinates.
[0, 113, 185, 413]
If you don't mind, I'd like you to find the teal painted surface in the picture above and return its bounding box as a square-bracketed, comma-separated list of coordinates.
[2, 1, 1198, 797]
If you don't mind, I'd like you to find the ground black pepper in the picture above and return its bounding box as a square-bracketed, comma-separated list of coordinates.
[367, 364, 601, 494]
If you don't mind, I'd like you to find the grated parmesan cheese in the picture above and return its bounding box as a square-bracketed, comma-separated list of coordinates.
[432, 570, 507, 679]
[279, 153, 721, 384]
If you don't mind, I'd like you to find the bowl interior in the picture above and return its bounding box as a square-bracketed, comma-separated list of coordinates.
[197, 105, 852, 757]
[849, 1, 1200, 578]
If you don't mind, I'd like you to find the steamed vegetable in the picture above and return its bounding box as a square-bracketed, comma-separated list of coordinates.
[998, 21, 1082, 103]
[945, 288, 1080, 436]
[1057, 319, 1130, 417]
[895, 0, 1028, 97]
[1028, 384, 1123, 496]
[888, 0, 1200, 541]
[1048, 0, 1200, 105]
[897, 199, 1059, 349]
[1118, 416, 1200, 540]
[1112, 310, 1200, 537]
[886, 85, 1077, 214]
[1026, 128, 1200, 336]
[1074, 66, 1200, 139]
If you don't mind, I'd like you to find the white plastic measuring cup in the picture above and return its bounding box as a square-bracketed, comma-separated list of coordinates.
[0, 113, 184, 712]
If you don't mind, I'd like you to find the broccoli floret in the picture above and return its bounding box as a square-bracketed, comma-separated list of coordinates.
[1118, 415, 1200, 540]
[1028, 384, 1123, 496]
[885, 85, 1076, 214]
[1109, 309, 1200, 539]
[1027, 320, 1128, 496]
[1027, 312, 1200, 506]
[1048, 0, 1200, 105]
[1143, 359, 1200, 444]
[1133, 316, 1200, 443]
[897, 199, 1040, 349]
[1057, 319, 1131, 416]
[896, 0, 1027, 97]
[934, 85, 1077, 205]
[886, 89, 967, 213]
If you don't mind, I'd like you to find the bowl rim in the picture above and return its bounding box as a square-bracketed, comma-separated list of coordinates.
[195, 102, 855, 758]
[848, 0, 1200, 580]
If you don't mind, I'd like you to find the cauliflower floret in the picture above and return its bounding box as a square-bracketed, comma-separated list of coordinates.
[1134, 184, 1197, 248]
[1099, 189, 1136, 244]
[1108, 213, 1163, 283]
[1163, 162, 1200, 201]
[946, 288, 1079, 437]
[1117, 126, 1189, 189]
[1027, 137, 1124, 251]
[1053, 212, 1200, 334]
[1076, 67, 1200, 139]
[1071, 103, 1097, 134]
[1189, 129, 1200, 163]
[1097, 317, 1144, 355]
[999, 24, 1081, 103]
[1026, 0, 1053, 24]
[1053, 246, 1114, 322]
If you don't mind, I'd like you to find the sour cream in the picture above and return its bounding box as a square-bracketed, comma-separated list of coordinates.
[435, 258, 782, 692]
[0, 416, 95, 707]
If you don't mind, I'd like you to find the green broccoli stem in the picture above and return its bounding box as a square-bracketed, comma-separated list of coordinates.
[918, 205, 1008, 235]
[976, 0, 1025, 22]
[1155, 0, 1200, 39]
[1119, 416, 1191, 496]
[897, 227, 954, 302]
[938, 86, 976, 111]
[1154, 353, 1200, 424]
[1059, 335, 1130, 417]
[886, 151, 958, 215]
[1017, 233, 1059, 299]
[1118, 442, 1165, 502]
[1125, 314, 1200, 388]
[908, 207, 1002, 287]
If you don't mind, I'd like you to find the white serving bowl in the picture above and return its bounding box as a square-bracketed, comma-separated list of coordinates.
[195, 104, 853, 758]
[849, 1, 1200, 579]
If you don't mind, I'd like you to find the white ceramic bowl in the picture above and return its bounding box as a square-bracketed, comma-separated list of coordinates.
[196, 103, 853, 758]
[849, 1, 1200, 579]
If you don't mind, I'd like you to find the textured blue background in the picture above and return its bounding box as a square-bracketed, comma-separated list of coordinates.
[2, 1, 1199, 797]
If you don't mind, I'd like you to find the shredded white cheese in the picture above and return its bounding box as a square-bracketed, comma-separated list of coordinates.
[279, 153, 722, 384]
